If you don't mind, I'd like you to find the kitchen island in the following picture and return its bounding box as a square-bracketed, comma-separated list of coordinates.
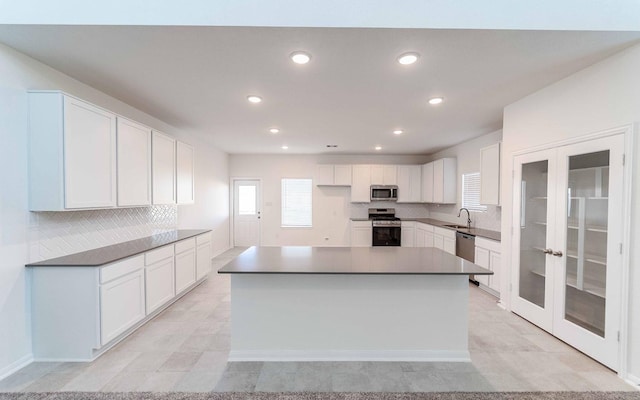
[218, 246, 492, 362]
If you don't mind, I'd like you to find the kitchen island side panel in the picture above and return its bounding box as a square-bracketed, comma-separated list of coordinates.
[229, 274, 469, 361]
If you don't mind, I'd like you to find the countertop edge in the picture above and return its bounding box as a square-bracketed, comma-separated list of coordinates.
[26, 229, 212, 268]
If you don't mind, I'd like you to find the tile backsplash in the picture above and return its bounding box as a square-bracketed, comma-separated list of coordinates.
[28, 206, 177, 262]
[350, 202, 430, 219]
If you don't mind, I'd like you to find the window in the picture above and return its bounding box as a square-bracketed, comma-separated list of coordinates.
[462, 172, 487, 212]
[281, 179, 312, 227]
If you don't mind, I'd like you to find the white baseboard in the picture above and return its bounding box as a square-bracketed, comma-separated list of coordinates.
[625, 373, 640, 389]
[0, 354, 33, 380]
[228, 350, 471, 362]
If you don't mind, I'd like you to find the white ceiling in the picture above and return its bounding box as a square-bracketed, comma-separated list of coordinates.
[1, 26, 639, 154]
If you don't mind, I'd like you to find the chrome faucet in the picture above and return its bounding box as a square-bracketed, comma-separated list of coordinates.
[458, 208, 471, 230]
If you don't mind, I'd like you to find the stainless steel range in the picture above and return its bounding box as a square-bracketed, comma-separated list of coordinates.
[369, 208, 401, 246]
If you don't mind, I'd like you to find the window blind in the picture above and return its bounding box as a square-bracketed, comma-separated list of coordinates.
[281, 178, 312, 227]
[462, 172, 487, 212]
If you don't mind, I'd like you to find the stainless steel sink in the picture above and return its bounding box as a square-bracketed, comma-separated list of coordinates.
[443, 224, 470, 229]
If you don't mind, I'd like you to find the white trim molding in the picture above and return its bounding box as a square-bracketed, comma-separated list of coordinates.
[229, 350, 471, 363]
[0, 354, 33, 381]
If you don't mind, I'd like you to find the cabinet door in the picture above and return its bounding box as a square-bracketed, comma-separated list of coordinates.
[401, 227, 415, 247]
[421, 162, 434, 203]
[370, 165, 384, 185]
[351, 165, 371, 203]
[315, 165, 334, 185]
[351, 227, 372, 247]
[474, 246, 490, 286]
[424, 230, 435, 248]
[433, 234, 444, 250]
[152, 131, 176, 205]
[432, 159, 444, 203]
[480, 142, 501, 205]
[117, 117, 152, 207]
[63, 96, 117, 209]
[100, 269, 145, 345]
[334, 165, 352, 186]
[196, 241, 212, 281]
[145, 257, 175, 314]
[489, 251, 501, 293]
[175, 248, 196, 293]
[415, 228, 426, 247]
[176, 141, 195, 204]
[443, 237, 456, 255]
[396, 166, 410, 202]
[383, 165, 397, 185]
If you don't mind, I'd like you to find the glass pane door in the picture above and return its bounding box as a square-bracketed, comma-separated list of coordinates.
[564, 150, 610, 337]
[519, 160, 550, 308]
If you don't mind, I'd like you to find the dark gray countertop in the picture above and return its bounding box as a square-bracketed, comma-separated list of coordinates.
[218, 246, 492, 275]
[407, 218, 501, 242]
[26, 229, 211, 267]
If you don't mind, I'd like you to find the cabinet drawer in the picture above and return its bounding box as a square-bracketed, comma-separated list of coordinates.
[475, 237, 501, 253]
[196, 232, 211, 246]
[434, 226, 456, 239]
[100, 255, 144, 284]
[401, 221, 415, 228]
[351, 221, 372, 228]
[415, 222, 434, 232]
[175, 237, 196, 254]
[145, 245, 175, 265]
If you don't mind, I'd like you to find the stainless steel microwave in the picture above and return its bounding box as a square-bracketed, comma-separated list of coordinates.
[370, 185, 398, 201]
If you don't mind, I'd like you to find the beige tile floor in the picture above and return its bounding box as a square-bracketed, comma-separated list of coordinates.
[0, 247, 636, 392]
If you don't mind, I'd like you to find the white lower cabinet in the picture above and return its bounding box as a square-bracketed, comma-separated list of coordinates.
[401, 221, 415, 247]
[144, 245, 176, 314]
[434, 227, 456, 255]
[100, 257, 146, 345]
[175, 238, 197, 293]
[196, 233, 212, 280]
[29, 232, 212, 361]
[474, 237, 501, 295]
[415, 223, 435, 248]
[350, 221, 372, 246]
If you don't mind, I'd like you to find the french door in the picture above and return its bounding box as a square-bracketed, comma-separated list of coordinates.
[511, 133, 625, 370]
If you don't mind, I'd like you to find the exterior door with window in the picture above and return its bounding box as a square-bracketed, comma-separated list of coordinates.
[233, 180, 261, 246]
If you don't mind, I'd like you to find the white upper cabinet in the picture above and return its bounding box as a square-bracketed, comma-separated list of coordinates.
[421, 162, 434, 203]
[480, 142, 501, 206]
[28, 91, 117, 211]
[315, 165, 352, 186]
[351, 165, 371, 203]
[152, 131, 176, 205]
[176, 141, 195, 204]
[432, 158, 457, 204]
[397, 165, 422, 203]
[370, 165, 397, 185]
[117, 117, 152, 207]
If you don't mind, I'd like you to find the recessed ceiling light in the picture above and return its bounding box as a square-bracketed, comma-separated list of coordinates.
[282, 145, 289, 150]
[397, 52, 420, 65]
[247, 95, 262, 104]
[428, 97, 444, 105]
[393, 130, 403, 135]
[269, 128, 280, 134]
[375, 146, 382, 151]
[326, 145, 338, 148]
[290, 51, 311, 64]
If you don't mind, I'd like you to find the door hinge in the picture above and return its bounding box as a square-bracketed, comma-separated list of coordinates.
[622, 154, 625, 166]
[509, 283, 513, 292]
[620, 243, 623, 254]
[618, 331, 621, 342]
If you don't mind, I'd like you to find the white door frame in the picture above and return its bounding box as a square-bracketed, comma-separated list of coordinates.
[507, 124, 634, 377]
[229, 177, 262, 247]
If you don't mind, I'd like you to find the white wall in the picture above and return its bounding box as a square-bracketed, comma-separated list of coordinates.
[228, 154, 429, 246]
[0, 42, 229, 377]
[501, 43, 640, 380]
[426, 130, 503, 231]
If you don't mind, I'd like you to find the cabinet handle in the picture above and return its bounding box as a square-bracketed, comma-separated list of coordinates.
[543, 248, 553, 254]
[552, 250, 563, 257]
